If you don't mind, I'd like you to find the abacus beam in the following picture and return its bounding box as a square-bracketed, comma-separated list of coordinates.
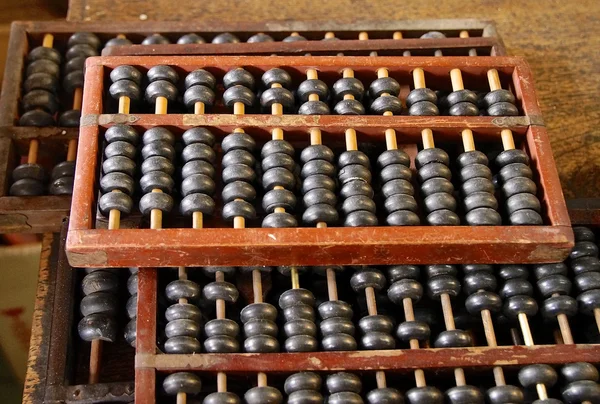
[139, 344, 600, 372]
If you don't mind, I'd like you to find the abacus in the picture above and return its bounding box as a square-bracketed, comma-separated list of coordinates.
[0, 19, 505, 234]
[130, 221, 600, 403]
[66, 55, 570, 267]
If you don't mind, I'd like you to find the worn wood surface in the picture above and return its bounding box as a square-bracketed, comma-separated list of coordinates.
[22, 233, 57, 404]
[66, 0, 600, 200]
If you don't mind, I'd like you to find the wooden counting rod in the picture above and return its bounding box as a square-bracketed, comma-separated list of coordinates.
[595, 308, 600, 334]
[460, 30, 478, 56]
[107, 82, 135, 231]
[412, 68, 436, 149]
[487, 69, 517, 151]
[401, 297, 427, 387]
[23, 34, 54, 171]
[364, 286, 389, 390]
[479, 308, 507, 386]
[553, 292, 574, 345]
[308, 126, 340, 301]
[250, 269, 269, 390]
[516, 312, 549, 399]
[439, 293, 468, 387]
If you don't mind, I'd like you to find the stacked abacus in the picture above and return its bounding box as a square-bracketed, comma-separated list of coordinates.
[55, 35, 579, 404]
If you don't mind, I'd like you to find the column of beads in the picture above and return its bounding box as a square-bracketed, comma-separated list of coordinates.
[370, 68, 420, 226]
[220, 67, 282, 404]
[19, 34, 60, 127]
[533, 263, 577, 344]
[77, 268, 119, 384]
[278, 265, 318, 352]
[350, 268, 401, 403]
[10, 34, 60, 195]
[487, 69, 542, 225]
[221, 67, 257, 227]
[138, 127, 176, 228]
[326, 372, 363, 404]
[162, 268, 203, 404]
[146, 65, 178, 114]
[50, 32, 100, 195]
[334, 69, 377, 226]
[560, 362, 600, 403]
[124, 268, 138, 347]
[443, 68, 479, 116]
[202, 267, 241, 403]
[426, 265, 483, 403]
[259, 68, 297, 228]
[297, 69, 330, 115]
[569, 227, 600, 335]
[315, 265, 356, 351]
[499, 265, 560, 401]
[183, 68, 216, 114]
[409, 69, 459, 225]
[98, 124, 138, 229]
[284, 372, 323, 404]
[387, 265, 444, 404]
[462, 264, 525, 404]
[241, 266, 282, 404]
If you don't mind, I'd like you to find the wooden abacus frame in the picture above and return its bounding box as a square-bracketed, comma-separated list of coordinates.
[23, 225, 134, 404]
[65, 55, 571, 267]
[132, 229, 600, 403]
[0, 19, 506, 234]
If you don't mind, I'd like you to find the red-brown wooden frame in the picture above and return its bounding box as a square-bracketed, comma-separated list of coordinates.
[66, 55, 570, 267]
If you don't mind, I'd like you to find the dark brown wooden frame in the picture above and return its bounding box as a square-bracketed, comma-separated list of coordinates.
[66, 55, 570, 267]
[0, 19, 505, 234]
[23, 225, 134, 403]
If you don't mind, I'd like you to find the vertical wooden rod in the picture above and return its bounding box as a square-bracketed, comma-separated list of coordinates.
[89, 339, 101, 384]
[252, 269, 263, 303]
[365, 287, 378, 316]
[440, 294, 456, 330]
[217, 372, 227, 392]
[326, 267, 338, 301]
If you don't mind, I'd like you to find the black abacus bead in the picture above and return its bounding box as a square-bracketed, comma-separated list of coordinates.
[518, 364, 558, 388]
[395, 321, 430, 342]
[142, 34, 170, 45]
[466, 291, 502, 314]
[145, 65, 179, 103]
[279, 287, 318, 352]
[78, 269, 119, 342]
[110, 65, 142, 85]
[445, 385, 484, 404]
[247, 33, 274, 42]
[571, 241, 599, 260]
[22, 89, 59, 114]
[333, 77, 365, 101]
[203, 392, 240, 404]
[285, 372, 323, 404]
[212, 32, 240, 44]
[406, 386, 444, 404]
[297, 79, 329, 102]
[366, 387, 404, 404]
[445, 89, 479, 116]
[407, 87, 439, 116]
[163, 372, 201, 396]
[284, 33, 307, 42]
[485, 89, 519, 116]
[298, 100, 330, 115]
[434, 329, 472, 348]
[245, 387, 282, 404]
[486, 385, 524, 404]
[573, 226, 596, 242]
[359, 315, 395, 349]
[177, 33, 205, 44]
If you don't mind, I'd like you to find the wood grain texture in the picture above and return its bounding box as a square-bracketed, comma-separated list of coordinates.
[22, 233, 57, 404]
[67, 0, 600, 199]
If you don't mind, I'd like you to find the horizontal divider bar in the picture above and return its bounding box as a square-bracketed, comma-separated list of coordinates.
[136, 344, 600, 373]
[66, 225, 573, 267]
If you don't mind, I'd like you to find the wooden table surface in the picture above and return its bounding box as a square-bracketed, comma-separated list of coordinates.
[66, 0, 600, 200]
